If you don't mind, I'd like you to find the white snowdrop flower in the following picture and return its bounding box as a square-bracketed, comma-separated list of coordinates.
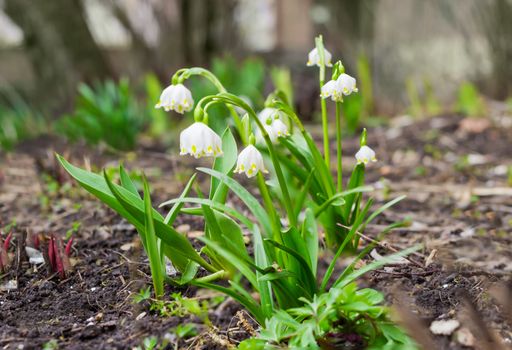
[321, 79, 343, 101]
[260, 119, 290, 143]
[269, 119, 290, 139]
[337, 73, 358, 96]
[307, 47, 333, 67]
[235, 145, 268, 178]
[355, 145, 377, 165]
[320, 73, 358, 101]
[258, 107, 285, 124]
[179, 122, 223, 158]
[155, 83, 194, 114]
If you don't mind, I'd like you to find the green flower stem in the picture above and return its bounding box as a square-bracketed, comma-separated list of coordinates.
[315, 37, 330, 168]
[194, 270, 226, 283]
[176, 67, 246, 144]
[213, 93, 297, 228]
[335, 101, 343, 192]
[257, 172, 282, 242]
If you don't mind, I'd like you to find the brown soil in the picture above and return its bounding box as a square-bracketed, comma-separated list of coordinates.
[1, 113, 511, 349]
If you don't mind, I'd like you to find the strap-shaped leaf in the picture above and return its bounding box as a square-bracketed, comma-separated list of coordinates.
[301, 208, 318, 276]
[119, 165, 140, 198]
[191, 280, 265, 324]
[163, 174, 197, 225]
[143, 177, 164, 298]
[160, 197, 253, 229]
[197, 167, 272, 236]
[210, 128, 237, 201]
[57, 155, 214, 273]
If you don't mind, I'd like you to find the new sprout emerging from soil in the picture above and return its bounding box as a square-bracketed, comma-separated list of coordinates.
[0, 231, 12, 272]
[46, 234, 73, 279]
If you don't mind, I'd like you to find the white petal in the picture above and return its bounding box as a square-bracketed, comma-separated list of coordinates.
[337, 73, 358, 96]
[307, 47, 333, 67]
[270, 119, 290, 139]
[179, 122, 223, 158]
[235, 145, 267, 178]
[155, 83, 194, 113]
[355, 145, 377, 165]
[321, 80, 343, 101]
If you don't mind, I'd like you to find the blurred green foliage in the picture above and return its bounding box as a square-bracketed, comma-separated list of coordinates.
[406, 77, 442, 118]
[145, 73, 170, 138]
[55, 79, 145, 151]
[341, 55, 375, 134]
[456, 82, 486, 117]
[0, 90, 47, 151]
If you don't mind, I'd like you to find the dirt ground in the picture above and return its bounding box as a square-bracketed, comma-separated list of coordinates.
[1, 112, 511, 349]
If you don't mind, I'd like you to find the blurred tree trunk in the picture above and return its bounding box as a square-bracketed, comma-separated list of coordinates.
[476, 0, 512, 99]
[5, 0, 111, 111]
[179, 0, 238, 65]
[321, 0, 377, 66]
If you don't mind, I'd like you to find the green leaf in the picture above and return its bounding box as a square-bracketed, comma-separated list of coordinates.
[119, 165, 140, 198]
[163, 174, 197, 225]
[301, 208, 318, 275]
[314, 186, 372, 217]
[142, 176, 164, 298]
[343, 164, 365, 221]
[198, 236, 258, 290]
[320, 199, 373, 291]
[265, 233, 317, 297]
[210, 128, 237, 201]
[334, 245, 421, 288]
[198, 167, 272, 236]
[160, 197, 253, 229]
[57, 155, 214, 273]
[253, 225, 273, 317]
[190, 280, 265, 324]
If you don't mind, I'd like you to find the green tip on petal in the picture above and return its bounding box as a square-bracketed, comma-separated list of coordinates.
[360, 128, 367, 147]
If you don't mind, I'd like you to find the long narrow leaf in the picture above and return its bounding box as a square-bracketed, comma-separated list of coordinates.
[197, 167, 272, 236]
[143, 177, 164, 298]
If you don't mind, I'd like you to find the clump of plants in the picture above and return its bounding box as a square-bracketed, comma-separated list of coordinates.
[55, 79, 145, 151]
[58, 35, 417, 348]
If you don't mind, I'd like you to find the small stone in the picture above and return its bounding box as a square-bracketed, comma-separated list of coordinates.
[430, 319, 460, 335]
[455, 327, 475, 347]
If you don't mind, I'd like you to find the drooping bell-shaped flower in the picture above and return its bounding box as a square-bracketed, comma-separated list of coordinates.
[257, 107, 290, 142]
[268, 119, 290, 141]
[321, 79, 343, 101]
[337, 73, 358, 96]
[307, 47, 333, 67]
[320, 73, 358, 102]
[155, 83, 194, 113]
[180, 122, 222, 158]
[355, 145, 377, 165]
[235, 145, 268, 178]
[258, 107, 285, 125]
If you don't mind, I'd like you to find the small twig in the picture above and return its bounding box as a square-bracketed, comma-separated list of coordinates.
[337, 223, 425, 267]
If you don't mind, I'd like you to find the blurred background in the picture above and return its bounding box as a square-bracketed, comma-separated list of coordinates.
[0, 0, 511, 151]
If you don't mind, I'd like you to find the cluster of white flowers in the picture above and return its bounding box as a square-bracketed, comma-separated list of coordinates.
[258, 108, 290, 142]
[321, 73, 358, 102]
[155, 83, 194, 113]
[158, 47, 376, 178]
